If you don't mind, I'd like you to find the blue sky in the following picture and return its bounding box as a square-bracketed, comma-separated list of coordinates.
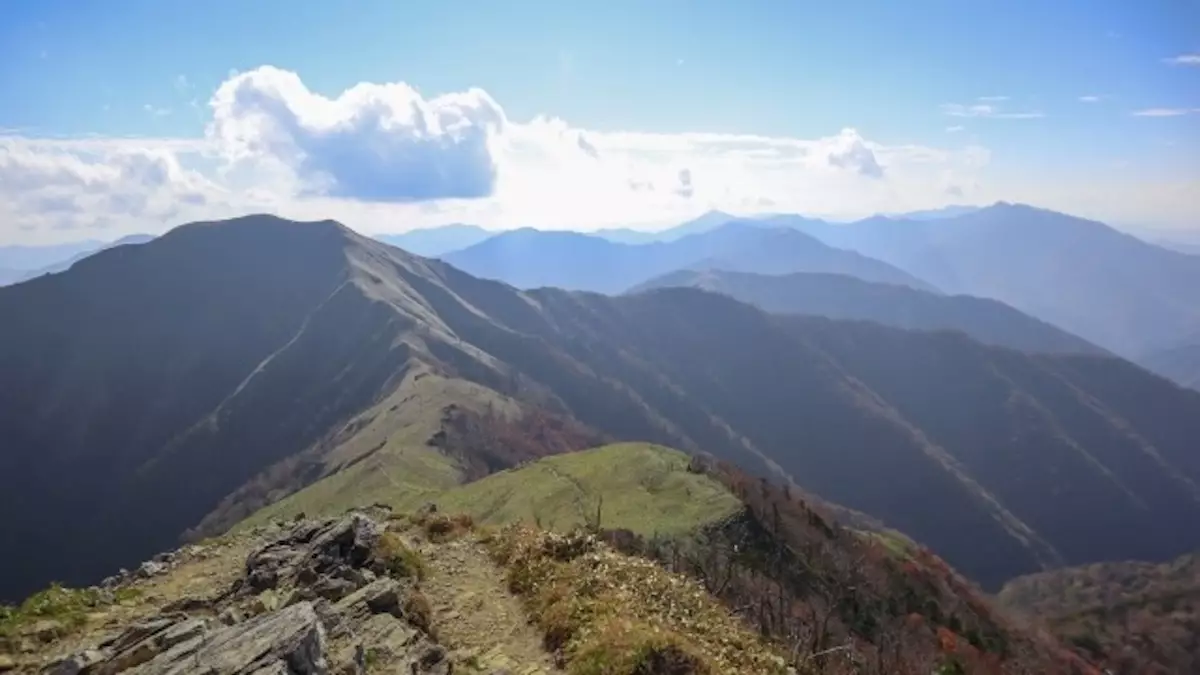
[0, 0, 1197, 243]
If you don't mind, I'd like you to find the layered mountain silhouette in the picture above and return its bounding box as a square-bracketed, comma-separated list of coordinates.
[374, 223, 493, 257]
[442, 221, 934, 294]
[0, 235, 154, 287]
[632, 268, 1106, 356]
[0, 240, 105, 271]
[776, 203, 1200, 357]
[3, 214, 1200, 603]
[1141, 341, 1200, 390]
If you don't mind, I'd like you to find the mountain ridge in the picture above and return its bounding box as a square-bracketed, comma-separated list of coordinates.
[3, 214, 1200, 603]
[632, 268, 1106, 356]
[442, 220, 935, 293]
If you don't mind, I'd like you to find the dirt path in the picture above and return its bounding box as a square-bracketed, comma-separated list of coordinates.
[418, 535, 563, 674]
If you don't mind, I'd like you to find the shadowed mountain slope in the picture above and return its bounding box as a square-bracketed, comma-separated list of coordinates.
[633, 268, 1105, 356]
[3, 214, 1200, 602]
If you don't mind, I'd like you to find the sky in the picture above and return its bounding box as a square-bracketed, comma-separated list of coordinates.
[0, 0, 1198, 244]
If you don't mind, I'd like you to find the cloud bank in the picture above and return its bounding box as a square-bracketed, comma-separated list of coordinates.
[1, 66, 1195, 243]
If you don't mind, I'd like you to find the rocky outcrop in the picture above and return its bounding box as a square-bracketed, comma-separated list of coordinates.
[39, 513, 449, 675]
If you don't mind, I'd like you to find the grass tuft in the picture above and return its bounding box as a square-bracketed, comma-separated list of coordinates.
[373, 532, 427, 581]
[0, 583, 141, 643]
[417, 512, 474, 543]
[402, 589, 434, 634]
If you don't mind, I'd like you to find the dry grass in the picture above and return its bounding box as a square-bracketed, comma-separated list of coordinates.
[373, 531, 427, 581]
[413, 512, 474, 543]
[487, 525, 788, 675]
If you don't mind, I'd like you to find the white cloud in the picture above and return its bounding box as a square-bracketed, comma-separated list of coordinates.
[0, 136, 221, 236]
[1078, 95, 1103, 103]
[941, 103, 1044, 119]
[945, 125, 965, 133]
[976, 95, 1009, 102]
[824, 128, 884, 178]
[2, 65, 1195, 243]
[208, 65, 505, 202]
[1163, 53, 1200, 66]
[1131, 108, 1197, 117]
[143, 104, 171, 117]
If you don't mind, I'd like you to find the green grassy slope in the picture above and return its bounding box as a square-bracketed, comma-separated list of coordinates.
[435, 443, 742, 536]
[215, 368, 520, 533]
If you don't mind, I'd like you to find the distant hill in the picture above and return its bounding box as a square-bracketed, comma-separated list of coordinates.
[589, 226, 664, 244]
[890, 205, 982, 221]
[1141, 341, 1200, 390]
[999, 552, 1200, 674]
[374, 223, 493, 257]
[0, 235, 155, 287]
[782, 202, 1200, 357]
[633, 268, 1105, 356]
[9, 234, 155, 284]
[4, 214, 1200, 604]
[0, 240, 104, 271]
[442, 221, 935, 293]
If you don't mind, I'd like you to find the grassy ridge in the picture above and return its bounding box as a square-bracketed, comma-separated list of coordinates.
[231, 370, 518, 531]
[435, 443, 741, 536]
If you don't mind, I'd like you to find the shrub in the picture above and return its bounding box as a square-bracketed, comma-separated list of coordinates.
[403, 589, 433, 633]
[420, 513, 474, 542]
[0, 583, 123, 640]
[571, 620, 710, 675]
[373, 532, 426, 581]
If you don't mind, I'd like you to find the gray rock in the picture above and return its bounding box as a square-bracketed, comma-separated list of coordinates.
[41, 649, 106, 675]
[106, 616, 179, 652]
[157, 618, 207, 650]
[136, 561, 167, 579]
[128, 601, 327, 675]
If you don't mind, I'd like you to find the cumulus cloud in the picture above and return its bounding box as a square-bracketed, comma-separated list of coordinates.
[824, 128, 884, 178]
[0, 137, 220, 234]
[208, 66, 505, 202]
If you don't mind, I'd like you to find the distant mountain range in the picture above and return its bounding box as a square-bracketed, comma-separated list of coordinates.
[632, 268, 1106, 356]
[0, 240, 106, 271]
[761, 203, 1200, 358]
[418, 202, 1200, 360]
[442, 221, 934, 293]
[374, 223, 494, 257]
[1141, 341, 1200, 390]
[0, 234, 154, 287]
[3, 214, 1200, 601]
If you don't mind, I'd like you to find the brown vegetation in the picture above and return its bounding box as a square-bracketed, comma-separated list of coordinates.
[999, 553, 1200, 674]
[486, 525, 789, 674]
[598, 458, 1104, 674]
